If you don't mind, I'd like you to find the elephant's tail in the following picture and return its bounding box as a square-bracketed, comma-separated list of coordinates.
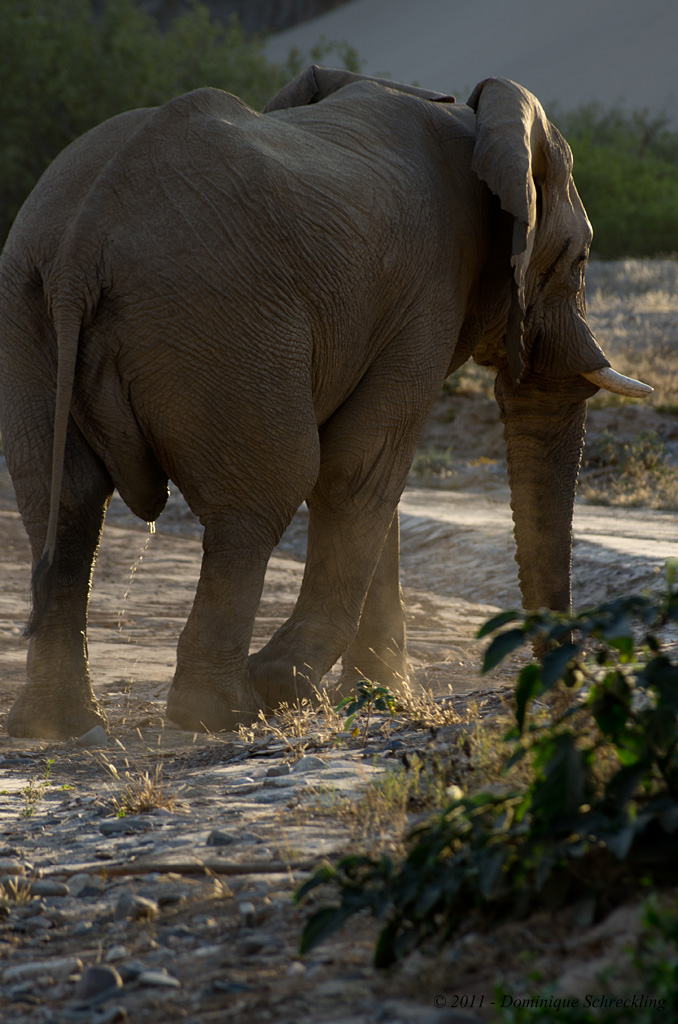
[24, 299, 84, 637]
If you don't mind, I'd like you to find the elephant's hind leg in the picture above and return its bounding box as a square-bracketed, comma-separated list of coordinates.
[166, 515, 271, 732]
[6, 429, 113, 739]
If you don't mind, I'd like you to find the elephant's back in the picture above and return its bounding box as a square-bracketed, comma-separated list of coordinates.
[3, 107, 156, 265]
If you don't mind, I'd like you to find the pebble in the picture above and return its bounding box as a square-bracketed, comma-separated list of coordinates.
[238, 901, 257, 927]
[75, 964, 123, 1000]
[0, 859, 30, 875]
[29, 878, 70, 898]
[90, 1007, 128, 1024]
[67, 872, 96, 897]
[205, 828, 239, 846]
[99, 815, 153, 835]
[137, 968, 181, 988]
[3, 955, 83, 983]
[105, 945, 130, 962]
[114, 891, 160, 921]
[291, 755, 325, 773]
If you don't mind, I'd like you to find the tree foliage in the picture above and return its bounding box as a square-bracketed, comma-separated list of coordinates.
[0, 0, 359, 244]
[553, 104, 678, 258]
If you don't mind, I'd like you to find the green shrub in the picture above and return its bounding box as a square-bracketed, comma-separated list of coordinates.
[553, 105, 678, 258]
[582, 429, 678, 510]
[0, 0, 359, 244]
[296, 564, 678, 967]
[496, 895, 678, 1022]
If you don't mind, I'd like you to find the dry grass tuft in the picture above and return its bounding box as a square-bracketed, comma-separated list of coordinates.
[0, 876, 34, 906]
[394, 679, 463, 730]
[111, 762, 180, 816]
[95, 735, 184, 816]
[236, 687, 347, 757]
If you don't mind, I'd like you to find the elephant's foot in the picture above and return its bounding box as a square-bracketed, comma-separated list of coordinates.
[247, 651, 319, 713]
[6, 682, 107, 740]
[166, 675, 263, 733]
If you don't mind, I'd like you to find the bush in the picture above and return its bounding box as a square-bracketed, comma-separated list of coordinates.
[581, 429, 678, 510]
[0, 0, 360, 244]
[553, 105, 678, 258]
[296, 565, 678, 967]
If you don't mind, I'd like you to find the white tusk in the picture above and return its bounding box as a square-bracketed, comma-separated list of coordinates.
[582, 367, 654, 398]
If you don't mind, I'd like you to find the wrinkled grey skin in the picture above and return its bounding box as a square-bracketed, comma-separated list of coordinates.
[0, 66, 612, 739]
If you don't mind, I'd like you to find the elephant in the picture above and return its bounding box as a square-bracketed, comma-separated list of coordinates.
[0, 65, 651, 740]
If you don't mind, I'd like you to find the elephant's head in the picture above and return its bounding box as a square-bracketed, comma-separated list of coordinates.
[463, 78, 652, 611]
[467, 77, 650, 399]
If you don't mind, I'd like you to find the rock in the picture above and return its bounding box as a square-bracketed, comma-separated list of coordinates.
[192, 914, 218, 929]
[266, 764, 291, 777]
[99, 815, 152, 835]
[137, 968, 181, 988]
[0, 859, 29, 875]
[75, 964, 124, 1000]
[227, 780, 264, 796]
[104, 945, 130, 962]
[76, 725, 109, 748]
[212, 979, 252, 994]
[238, 901, 257, 927]
[158, 925, 194, 945]
[3, 955, 83, 983]
[291, 755, 325, 773]
[114, 891, 160, 921]
[29, 878, 70, 897]
[89, 1006, 128, 1024]
[263, 775, 301, 788]
[206, 828, 239, 846]
[67, 872, 96, 897]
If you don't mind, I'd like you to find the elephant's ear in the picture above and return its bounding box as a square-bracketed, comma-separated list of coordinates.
[467, 78, 572, 383]
[264, 64, 454, 112]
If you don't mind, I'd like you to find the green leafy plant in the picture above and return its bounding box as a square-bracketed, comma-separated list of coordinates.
[335, 680, 397, 743]
[582, 429, 678, 509]
[296, 564, 678, 966]
[20, 757, 55, 817]
[409, 445, 455, 482]
[552, 104, 678, 258]
[495, 895, 678, 1022]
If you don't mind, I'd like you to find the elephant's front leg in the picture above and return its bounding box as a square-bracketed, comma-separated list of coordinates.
[166, 517, 270, 732]
[248, 495, 400, 711]
[248, 360, 433, 712]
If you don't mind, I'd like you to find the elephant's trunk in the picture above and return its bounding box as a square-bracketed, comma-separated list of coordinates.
[495, 371, 589, 611]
